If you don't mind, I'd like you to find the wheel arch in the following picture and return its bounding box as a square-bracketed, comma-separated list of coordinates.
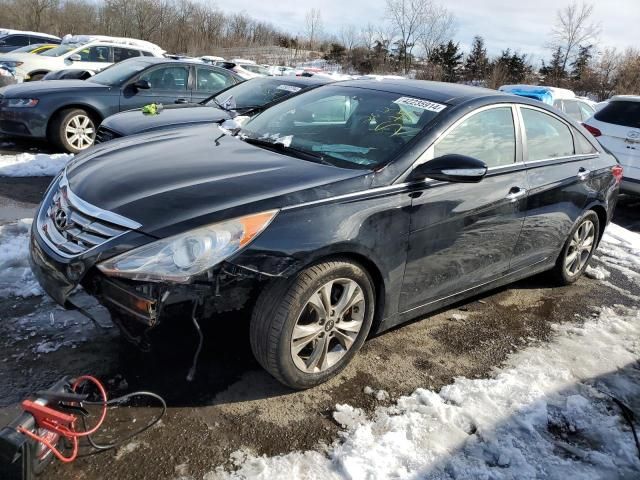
[587, 203, 608, 247]
[46, 104, 104, 138]
[26, 69, 50, 80]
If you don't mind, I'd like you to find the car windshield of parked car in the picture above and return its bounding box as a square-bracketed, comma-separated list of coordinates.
[40, 44, 81, 57]
[239, 85, 444, 168]
[87, 59, 149, 86]
[208, 78, 307, 110]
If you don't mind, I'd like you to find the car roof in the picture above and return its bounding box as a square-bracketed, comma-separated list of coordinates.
[0, 29, 60, 41]
[260, 76, 333, 87]
[332, 79, 503, 105]
[610, 95, 640, 103]
[125, 57, 243, 80]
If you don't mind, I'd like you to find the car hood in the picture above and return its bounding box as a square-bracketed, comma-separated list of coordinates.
[66, 124, 370, 237]
[0, 79, 108, 97]
[101, 105, 230, 136]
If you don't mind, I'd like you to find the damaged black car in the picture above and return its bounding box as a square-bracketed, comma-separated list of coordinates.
[30, 80, 620, 389]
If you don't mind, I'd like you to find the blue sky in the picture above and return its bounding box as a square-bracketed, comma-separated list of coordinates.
[217, 0, 638, 64]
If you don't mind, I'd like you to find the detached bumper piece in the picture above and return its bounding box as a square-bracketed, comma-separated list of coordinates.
[98, 277, 158, 326]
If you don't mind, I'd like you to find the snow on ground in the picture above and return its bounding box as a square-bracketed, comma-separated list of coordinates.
[208, 226, 640, 480]
[0, 218, 42, 298]
[0, 152, 72, 176]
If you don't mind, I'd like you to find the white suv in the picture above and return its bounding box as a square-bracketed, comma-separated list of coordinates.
[583, 95, 640, 195]
[0, 35, 165, 82]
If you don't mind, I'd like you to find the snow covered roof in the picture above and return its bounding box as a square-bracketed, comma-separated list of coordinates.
[200, 55, 225, 62]
[230, 58, 256, 65]
[60, 35, 165, 54]
[0, 28, 60, 41]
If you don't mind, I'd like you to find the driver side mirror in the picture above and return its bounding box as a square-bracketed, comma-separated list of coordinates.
[68, 54, 81, 62]
[410, 154, 488, 183]
[132, 79, 151, 90]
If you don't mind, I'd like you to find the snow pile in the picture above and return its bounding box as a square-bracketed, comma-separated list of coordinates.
[210, 304, 640, 480]
[208, 223, 640, 480]
[0, 218, 42, 298]
[0, 152, 72, 176]
[597, 223, 640, 284]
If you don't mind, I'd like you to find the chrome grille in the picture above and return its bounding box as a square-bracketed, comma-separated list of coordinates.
[95, 126, 120, 144]
[37, 174, 141, 258]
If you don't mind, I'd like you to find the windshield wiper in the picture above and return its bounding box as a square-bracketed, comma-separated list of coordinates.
[242, 137, 332, 165]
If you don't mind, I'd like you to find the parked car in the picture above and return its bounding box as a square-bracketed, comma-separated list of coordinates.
[96, 76, 331, 143]
[0, 57, 242, 152]
[0, 35, 165, 82]
[0, 29, 60, 53]
[583, 95, 640, 195]
[29, 80, 620, 389]
[237, 63, 271, 76]
[42, 68, 97, 81]
[6, 43, 59, 55]
[499, 85, 596, 122]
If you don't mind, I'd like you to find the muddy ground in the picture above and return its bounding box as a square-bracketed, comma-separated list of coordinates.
[0, 171, 639, 480]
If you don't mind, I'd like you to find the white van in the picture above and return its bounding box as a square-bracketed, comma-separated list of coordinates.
[0, 35, 165, 82]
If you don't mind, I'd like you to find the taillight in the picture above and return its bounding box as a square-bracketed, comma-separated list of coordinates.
[582, 123, 601, 137]
[612, 165, 623, 184]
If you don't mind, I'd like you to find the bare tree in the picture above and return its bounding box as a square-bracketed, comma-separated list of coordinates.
[385, 0, 429, 73]
[616, 48, 640, 95]
[340, 24, 358, 52]
[359, 22, 377, 50]
[305, 8, 322, 50]
[419, 4, 455, 58]
[551, 2, 600, 72]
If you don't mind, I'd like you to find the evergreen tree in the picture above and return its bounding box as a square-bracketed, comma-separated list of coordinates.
[429, 40, 463, 83]
[540, 47, 567, 86]
[464, 35, 489, 83]
[571, 44, 593, 80]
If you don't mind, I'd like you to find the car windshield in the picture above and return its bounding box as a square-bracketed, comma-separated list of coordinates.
[240, 85, 444, 169]
[10, 43, 49, 53]
[88, 59, 150, 86]
[40, 44, 81, 57]
[207, 78, 309, 110]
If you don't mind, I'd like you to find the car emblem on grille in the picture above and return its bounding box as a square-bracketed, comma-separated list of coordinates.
[54, 207, 70, 230]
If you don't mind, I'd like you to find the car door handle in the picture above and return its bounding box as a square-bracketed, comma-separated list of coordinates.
[506, 187, 527, 202]
[174, 98, 188, 104]
[577, 167, 591, 181]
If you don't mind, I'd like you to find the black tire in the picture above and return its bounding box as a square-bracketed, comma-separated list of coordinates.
[250, 260, 375, 389]
[550, 210, 600, 285]
[49, 108, 97, 153]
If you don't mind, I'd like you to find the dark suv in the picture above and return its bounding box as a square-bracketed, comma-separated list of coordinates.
[0, 57, 243, 152]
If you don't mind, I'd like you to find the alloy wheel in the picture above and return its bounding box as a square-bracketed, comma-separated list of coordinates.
[290, 278, 366, 373]
[564, 219, 596, 277]
[65, 114, 95, 150]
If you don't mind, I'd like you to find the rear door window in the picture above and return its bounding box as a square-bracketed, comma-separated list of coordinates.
[435, 107, 516, 167]
[521, 108, 574, 161]
[594, 101, 640, 128]
[77, 46, 112, 63]
[195, 67, 234, 93]
[562, 100, 582, 121]
[113, 47, 141, 62]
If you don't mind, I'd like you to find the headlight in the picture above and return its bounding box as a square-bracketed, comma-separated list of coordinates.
[97, 210, 278, 283]
[6, 98, 39, 108]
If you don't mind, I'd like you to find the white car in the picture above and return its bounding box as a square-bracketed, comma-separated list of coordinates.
[583, 95, 640, 195]
[0, 35, 164, 82]
[499, 85, 596, 122]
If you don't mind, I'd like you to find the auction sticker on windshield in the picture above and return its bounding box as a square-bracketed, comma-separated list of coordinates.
[277, 85, 302, 93]
[393, 97, 446, 112]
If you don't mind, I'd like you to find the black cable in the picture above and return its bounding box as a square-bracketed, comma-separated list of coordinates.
[77, 391, 166, 456]
[599, 389, 640, 460]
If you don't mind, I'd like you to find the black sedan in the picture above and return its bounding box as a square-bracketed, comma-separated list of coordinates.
[29, 80, 620, 389]
[0, 57, 242, 153]
[95, 76, 331, 144]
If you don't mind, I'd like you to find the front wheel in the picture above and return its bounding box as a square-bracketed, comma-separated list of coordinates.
[50, 108, 97, 153]
[250, 260, 375, 389]
[551, 211, 600, 285]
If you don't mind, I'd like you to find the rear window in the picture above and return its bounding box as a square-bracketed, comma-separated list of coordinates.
[594, 101, 640, 128]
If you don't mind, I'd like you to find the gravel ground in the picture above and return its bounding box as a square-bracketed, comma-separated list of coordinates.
[0, 169, 638, 480]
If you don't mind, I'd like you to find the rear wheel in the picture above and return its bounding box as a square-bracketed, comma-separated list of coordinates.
[551, 211, 599, 285]
[50, 108, 97, 153]
[250, 260, 375, 389]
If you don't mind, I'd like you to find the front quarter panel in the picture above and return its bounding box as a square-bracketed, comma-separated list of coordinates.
[228, 185, 414, 325]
